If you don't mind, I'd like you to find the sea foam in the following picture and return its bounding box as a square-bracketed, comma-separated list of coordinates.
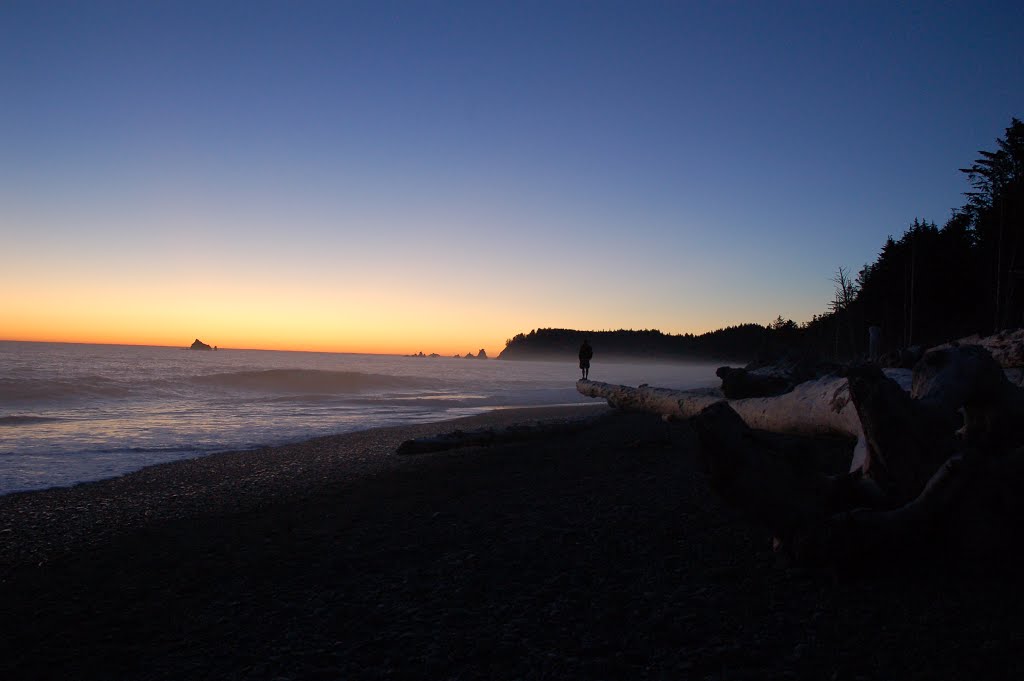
[0, 341, 719, 494]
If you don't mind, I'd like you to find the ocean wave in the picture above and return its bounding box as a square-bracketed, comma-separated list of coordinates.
[0, 415, 62, 426]
[0, 376, 133, 403]
[191, 369, 437, 394]
[88, 445, 221, 455]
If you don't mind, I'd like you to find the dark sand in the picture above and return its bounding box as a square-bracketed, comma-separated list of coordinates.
[1, 405, 1020, 680]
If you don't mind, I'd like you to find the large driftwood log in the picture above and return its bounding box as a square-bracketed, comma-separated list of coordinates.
[689, 401, 877, 542]
[692, 344, 1024, 568]
[396, 418, 601, 455]
[841, 344, 1024, 509]
[715, 366, 790, 398]
[581, 340, 1024, 568]
[716, 354, 844, 399]
[579, 370, 913, 434]
[578, 370, 912, 471]
[846, 364, 958, 503]
[930, 328, 1024, 369]
[912, 343, 1024, 449]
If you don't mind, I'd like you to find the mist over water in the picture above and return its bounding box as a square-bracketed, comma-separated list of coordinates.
[0, 341, 720, 494]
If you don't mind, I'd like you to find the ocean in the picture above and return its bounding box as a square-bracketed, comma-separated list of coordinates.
[0, 341, 720, 494]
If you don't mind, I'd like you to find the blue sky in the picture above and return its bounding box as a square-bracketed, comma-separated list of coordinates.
[2, 1, 1022, 353]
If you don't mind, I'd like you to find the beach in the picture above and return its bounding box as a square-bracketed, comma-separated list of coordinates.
[0, 341, 721, 495]
[1, 404, 1020, 680]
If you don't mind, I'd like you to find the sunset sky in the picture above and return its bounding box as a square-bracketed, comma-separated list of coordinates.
[3, 1, 1022, 356]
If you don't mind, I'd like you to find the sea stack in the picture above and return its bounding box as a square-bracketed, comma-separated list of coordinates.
[190, 339, 213, 351]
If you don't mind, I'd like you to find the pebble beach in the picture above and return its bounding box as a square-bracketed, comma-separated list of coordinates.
[2, 404, 1020, 680]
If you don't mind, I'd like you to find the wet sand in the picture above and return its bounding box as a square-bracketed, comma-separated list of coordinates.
[1, 405, 1019, 679]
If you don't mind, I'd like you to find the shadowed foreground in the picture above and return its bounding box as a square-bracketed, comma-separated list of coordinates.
[2, 408, 1020, 679]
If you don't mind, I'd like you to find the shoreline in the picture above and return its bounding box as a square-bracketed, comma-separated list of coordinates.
[0, 400, 605, 497]
[0, 403, 610, 574]
[2, 402, 1021, 679]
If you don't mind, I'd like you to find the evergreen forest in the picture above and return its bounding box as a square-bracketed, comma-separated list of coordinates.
[500, 118, 1024, 363]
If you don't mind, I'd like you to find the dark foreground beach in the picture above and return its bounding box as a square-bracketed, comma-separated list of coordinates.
[1, 405, 1020, 680]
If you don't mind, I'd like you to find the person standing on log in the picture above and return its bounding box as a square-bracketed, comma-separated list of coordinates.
[578, 339, 593, 380]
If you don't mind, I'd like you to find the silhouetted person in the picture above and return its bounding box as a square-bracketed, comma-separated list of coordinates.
[578, 339, 593, 380]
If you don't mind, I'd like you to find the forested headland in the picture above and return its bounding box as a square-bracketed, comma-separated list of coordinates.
[500, 118, 1023, 363]
[497, 325, 771, 362]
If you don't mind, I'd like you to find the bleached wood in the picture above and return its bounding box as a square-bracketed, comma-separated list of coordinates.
[597, 342, 1024, 567]
[578, 370, 912, 471]
[929, 328, 1024, 369]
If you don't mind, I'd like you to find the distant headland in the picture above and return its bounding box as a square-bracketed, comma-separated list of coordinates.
[500, 119, 1024, 367]
[497, 327, 767, 363]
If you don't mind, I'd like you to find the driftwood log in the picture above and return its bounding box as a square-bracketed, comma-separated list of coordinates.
[396, 418, 600, 455]
[932, 327, 1024, 370]
[715, 366, 790, 398]
[800, 346, 1024, 567]
[578, 369, 912, 472]
[578, 341, 1024, 569]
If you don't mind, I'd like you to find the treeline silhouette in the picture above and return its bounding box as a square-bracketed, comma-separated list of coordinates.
[800, 117, 1023, 359]
[498, 325, 769, 362]
[500, 118, 1023, 363]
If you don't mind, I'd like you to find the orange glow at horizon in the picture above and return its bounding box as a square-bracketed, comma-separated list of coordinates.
[1, 220, 809, 357]
[2, 294, 511, 357]
[2, 297, 772, 357]
[1, 275, 766, 357]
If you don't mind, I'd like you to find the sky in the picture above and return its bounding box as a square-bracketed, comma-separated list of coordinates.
[2, 1, 1022, 356]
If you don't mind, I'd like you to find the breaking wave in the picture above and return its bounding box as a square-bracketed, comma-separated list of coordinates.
[191, 369, 437, 394]
[0, 370, 440, 405]
[4, 341, 715, 494]
[0, 415, 62, 426]
[0, 376, 134, 404]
